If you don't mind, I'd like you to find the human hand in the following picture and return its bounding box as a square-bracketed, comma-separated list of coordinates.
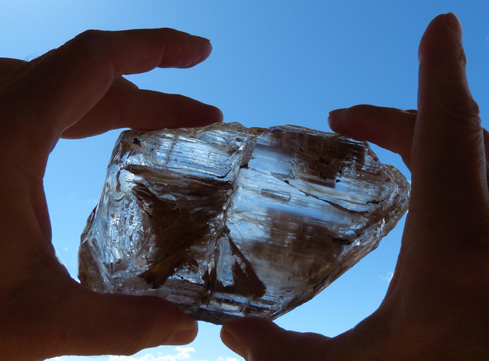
[221, 13, 489, 360]
[0, 28, 222, 360]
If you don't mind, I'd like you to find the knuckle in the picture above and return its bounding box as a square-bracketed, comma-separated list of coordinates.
[25, 48, 56, 71]
[444, 96, 481, 127]
[466, 98, 481, 118]
[72, 29, 110, 55]
[348, 104, 375, 114]
[119, 341, 144, 357]
[112, 326, 150, 356]
[118, 323, 156, 355]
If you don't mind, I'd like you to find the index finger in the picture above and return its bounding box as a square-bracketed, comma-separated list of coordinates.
[15, 28, 212, 139]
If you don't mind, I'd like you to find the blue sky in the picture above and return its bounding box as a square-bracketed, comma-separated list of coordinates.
[1, 1, 488, 360]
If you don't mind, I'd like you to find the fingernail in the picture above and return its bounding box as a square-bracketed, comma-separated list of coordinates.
[167, 329, 198, 345]
[166, 320, 198, 345]
[187, 36, 213, 67]
[443, 12, 462, 37]
[197, 35, 211, 44]
[329, 108, 346, 118]
[196, 36, 212, 50]
[328, 108, 346, 128]
[220, 328, 243, 356]
[208, 106, 224, 123]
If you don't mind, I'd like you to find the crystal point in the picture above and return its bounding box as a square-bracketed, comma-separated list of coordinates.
[78, 122, 410, 324]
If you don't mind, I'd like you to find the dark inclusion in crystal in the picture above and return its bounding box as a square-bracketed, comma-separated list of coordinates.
[78, 122, 410, 324]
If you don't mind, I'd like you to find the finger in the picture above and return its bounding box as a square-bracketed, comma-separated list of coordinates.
[328, 105, 416, 169]
[16, 28, 213, 140]
[56, 282, 198, 357]
[61, 78, 223, 139]
[413, 13, 486, 214]
[485, 129, 489, 181]
[221, 318, 340, 361]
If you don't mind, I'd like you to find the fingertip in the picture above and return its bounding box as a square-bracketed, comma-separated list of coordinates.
[65, 286, 200, 354]
[327, 105, 416, 167]
[190, 37, 213, 68]
[426, 12, 462, 34]
[220, 326, 244, 356]
[199, 36, 212, 54]
[133, 295, 199, 346]
[175, 101, 223, 129]
[221, 318, 332, 360]
[418, 12, 463, 65]
[221, 317, 283, 357]
[148, 28, 213, 69]
[165, 319, 199, 345]
[417, 12, 479, 123]
[443, 12, 462, 37]
[205, 105, 224, 124]
[178, 35, 213, 69]
[328, 108, 346, 132]
[328, 105, 375, 135]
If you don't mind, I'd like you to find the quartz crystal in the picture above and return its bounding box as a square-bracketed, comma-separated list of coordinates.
[78, 122, 410, 324]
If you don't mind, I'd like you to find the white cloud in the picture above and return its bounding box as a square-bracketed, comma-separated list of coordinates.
[107, 346, 239, 361]
[176, 346, 196, 354]
[380, 271, 394, 282]
[109, 354, 184, 361]
[109, 352, 191, 361]
[48, 346, 240, 361]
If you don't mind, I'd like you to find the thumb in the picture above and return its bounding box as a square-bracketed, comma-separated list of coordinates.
[413, 13, 485, 215]
[59, 282, 198, 356]
[221, 318, 338, 361]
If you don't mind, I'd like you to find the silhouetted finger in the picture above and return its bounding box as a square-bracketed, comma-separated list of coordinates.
[328, 105, 415, 168]
[16, 28, 212, 138]
[62, 78, 222, 139]
[413, 13, 485, 213]
[220, 318, 348, 361]
[54, 282, 198, 357]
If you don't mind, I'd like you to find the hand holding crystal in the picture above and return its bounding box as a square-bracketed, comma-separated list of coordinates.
[0, 28, 222, 360]
[221, 13, 489, 360]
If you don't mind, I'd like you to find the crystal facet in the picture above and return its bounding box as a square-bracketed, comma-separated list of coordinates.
[78, 122, 410, 324]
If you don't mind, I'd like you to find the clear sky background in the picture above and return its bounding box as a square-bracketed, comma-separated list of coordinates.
[1, 1, 488, 360]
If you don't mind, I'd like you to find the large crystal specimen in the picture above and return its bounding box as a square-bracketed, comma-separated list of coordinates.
[78, 122, 409, 324]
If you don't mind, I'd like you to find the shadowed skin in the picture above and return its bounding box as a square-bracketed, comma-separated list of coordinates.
[221, 13, 489, 361]
[0, 28, 222, 360]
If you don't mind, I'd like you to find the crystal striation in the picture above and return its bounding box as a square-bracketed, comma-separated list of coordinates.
[78, 122, 410, 324]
